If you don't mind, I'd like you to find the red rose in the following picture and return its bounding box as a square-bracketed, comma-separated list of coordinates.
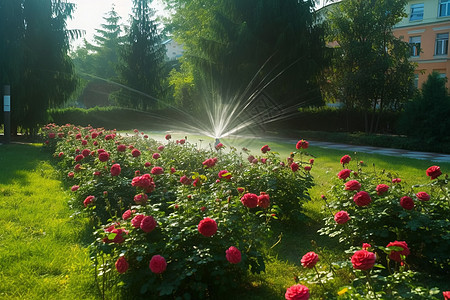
[165, 134, 171, 140]
[75, 133, 82, 139]
[285, 284, 310, 300]
[133, 193, 148, 205]
[140, 216, 157, 233]
[81, 139, 88, 145]
[144, 162, 151, 167]
[443, 291, 450, 300]
[74, 164, 81, 172]
[157, 145, 164, 151]
[152, 153, 160, 159]
[71, 185, 79, 192]
[261, 144, 271, 154]
[98, 151, 110, 162]
[151, 167, 164, 175]
[132, 174, 154, 188]
[179, 139, 186, 144]
[334, 211, 350, 224]
[353, 191, 372, 207]
[296, 139, 309, 150]
[376, 184, 389, 195]
[400, 196, 414, 210]
[304, 166, 311, 171]
[290, 162, 299, 172]
[226, 246, 241, 264]
[83, 195, 95, 207]
[180, 175, 192, 185]
[338, 169, 351, 180]
[75, 154, 84, 162]
[170, 167, 176, 174]
[237, 187, 245, 194]
[91, 132, 98, 139]
[81, 149, 91, 157]
[202, 158, 216, 168]
[309, 158, 314, 164]
[68, 172, 74, 178]
[110, 164, 121, 176]
[48, 132, 56, 139]
[362, 243, 371, 250]
[340, 155, 351, 165]
[131, 215, 145, 228]
[215, 142, 224, 150]
[115, 256, 129, 274]
[241, 193, 258, 208]
[301, 251, 319, 268]
[416, 191, 430, 201]
[351, 249, 376, 270]
[345, 180, 361, 191]
[149, 255, 167, 274]
[426, 166, 442, 180]
[198, 217, 218, 237]
[218, 170, 232, 180]
[111, 228, 127, 243]
[248, 155, 255, 163]
[117, 144, 126, 152]
[257, 192, 270, 209]
[386, 241, 410, 262]
[131, 148, 141, 157]
[392, 178, 401, 183]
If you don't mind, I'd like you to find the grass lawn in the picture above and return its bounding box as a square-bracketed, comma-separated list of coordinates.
[0, 144, 97, 299]
[1, 137, 448, 299]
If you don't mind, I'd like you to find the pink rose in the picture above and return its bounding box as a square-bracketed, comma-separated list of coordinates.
[290, 162, 299, 172]
[110, 164, 121, 176]
[392, 178, 401, 183]
[443, 291, 450, 300]
[376, 184, 389, 195]
[218, 170, 232, 180]
[215, 142, 224, 150]
[83, 195, 95, 207]
[386, 241, 410, 262]
[198, 218, 218, 237]
[67, 171, 74, 178]
[165, 134, 171, 140]
[362, 243, 371, 250]
[301, 251, 319, 268]
[202, 158, 216, 168]
[334, 211, 350, 224]
[345, 180, 361, 191]
[122, 209, 135, 220]
[285, 284, 310, 300]
[149, 255, 167, 274]
[131, 174, 154, 188]
[131, 215, 145, 228]
[353, 191, 372, 207]
[140, 216, 157, 233]
[180, 175, 192, 185]
[415, 191, 430, 201]
[241, 193, 258, 208]
[71, 185, 79, 192]
[351, 249, 376, 270]
[133, 193, 148, 205]
[426, 166, 442, 180]
[400, 196, 414, 210]
[226, 246, 241, 264]
[340, 155, 351, 165]
[115, 257, 129, 274]
[296, 139, 309, 150]
[157, 145, 164, 151]
[338, 169, 351, 180]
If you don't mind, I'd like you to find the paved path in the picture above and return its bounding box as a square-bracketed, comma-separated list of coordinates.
[302, 140, 450, 163]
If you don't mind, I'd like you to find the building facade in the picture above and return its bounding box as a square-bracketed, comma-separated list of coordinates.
[393, 0, 450, 87]
[162, 39, 184, 61]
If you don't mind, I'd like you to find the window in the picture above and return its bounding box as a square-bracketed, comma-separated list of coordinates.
[439, 0, 450, 17]
[409, 36, 421, 56]
[410, 3, 424, 21]
[435, 33, 449, 55]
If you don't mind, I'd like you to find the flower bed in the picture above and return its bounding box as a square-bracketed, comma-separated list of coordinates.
[41, 124, 314, 298]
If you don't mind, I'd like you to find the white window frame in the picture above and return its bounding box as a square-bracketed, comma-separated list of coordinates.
[439, 0, 450, 17]
[410, 3, 424, 21]
[409, 36, 421, 57]
[435, 33, 449, 55]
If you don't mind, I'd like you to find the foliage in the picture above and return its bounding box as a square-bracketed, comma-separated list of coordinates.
[318, 156, 450, 274]
[163, 0, 328, 109]
[41, 123, 315, 298]
[397, 72, 450, 143]
[323, 0, 415, 134]
[0, 0, 77, 134]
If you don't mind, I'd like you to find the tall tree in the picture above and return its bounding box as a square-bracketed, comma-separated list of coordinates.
[1, 0, 77, 134]
[115, 0, 166, 110]
[325, 0, 415, 133]
[164, 0, 328, 110]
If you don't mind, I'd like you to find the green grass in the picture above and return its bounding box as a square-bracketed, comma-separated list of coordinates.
[0, 144, 97, 299]
[2, 138, 448, 299]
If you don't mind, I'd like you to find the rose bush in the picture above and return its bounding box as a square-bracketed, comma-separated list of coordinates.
[41, 124, 315, 298]
[318, 156, 449, 273]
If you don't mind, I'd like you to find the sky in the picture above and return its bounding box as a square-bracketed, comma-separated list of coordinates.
[66, 0, 167, 50]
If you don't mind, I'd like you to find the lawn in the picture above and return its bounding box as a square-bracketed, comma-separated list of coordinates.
[1, 136, 448, 299]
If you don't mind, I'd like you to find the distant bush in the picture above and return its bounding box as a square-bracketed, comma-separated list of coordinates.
[397, 72, 450, 144]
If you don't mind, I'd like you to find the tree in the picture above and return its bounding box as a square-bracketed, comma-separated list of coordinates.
[164, 0, 328, 110]
[115, 0, 166, 110]
[324, 0, 415, 133]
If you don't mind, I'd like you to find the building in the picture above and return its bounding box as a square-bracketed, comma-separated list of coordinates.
[162, 39, 184, 61]
[392, 0, 450, 88]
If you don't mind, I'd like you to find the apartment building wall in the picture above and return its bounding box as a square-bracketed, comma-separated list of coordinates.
[393, 0, 450, 87]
